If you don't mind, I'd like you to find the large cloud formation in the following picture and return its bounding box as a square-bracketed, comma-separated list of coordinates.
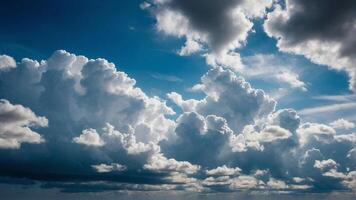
[146, 1, 309, 92]
[0, 51, 355, 193]
[148, 0, 273, 71]
[264, 0, 356, 91]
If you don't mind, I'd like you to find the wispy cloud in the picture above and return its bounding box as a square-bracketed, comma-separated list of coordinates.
[242, 54, 307, 91]
[150, 73, 183, 82]
[313, 94, 356, 102]
[299, 102, 356, 115]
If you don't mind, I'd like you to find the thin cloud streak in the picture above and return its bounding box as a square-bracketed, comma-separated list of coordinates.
[299, 102, 356, 115]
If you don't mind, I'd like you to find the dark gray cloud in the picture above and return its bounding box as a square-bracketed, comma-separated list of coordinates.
[150, 0, 273, 71]
[162, 0, 247, 53]
[264, 0, 356, 90]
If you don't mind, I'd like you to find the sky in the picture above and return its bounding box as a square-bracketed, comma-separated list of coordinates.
[0, 0, 355, 199]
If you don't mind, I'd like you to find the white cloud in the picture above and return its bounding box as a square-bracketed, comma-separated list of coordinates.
[329, 119, 355, 130]
[75, 123, 159, 155]
[242, 54, 307, 91]
[0, 55, 16, 71]
[314, 159, 338, 171]
[170, 67, 276, 132]
[299, 103, 356, 116]
[297, 123, 336, 146]
[73, 128, 105, 147]
[0, 99, 47, 149]
[167, 92, 199, 112]
[229, 175, 260, 189]
[92, 163, 127, 173]
[205, 51, 244, 71]
[266, 178, 288, 190]
[243, 125, 293, 143]
[275, 70, 307, 91]
[206, 165, 241, 176]
[139, 1, 151, 10]
[144, 153, 200, 174]
[342, 171, 356, 190]
[178, 38, 202, 56]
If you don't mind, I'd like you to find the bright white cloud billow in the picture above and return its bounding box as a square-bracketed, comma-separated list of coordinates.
[0, 55, 16, 71]
[0, 99, 47, 149]
[73, 128, 105, 147]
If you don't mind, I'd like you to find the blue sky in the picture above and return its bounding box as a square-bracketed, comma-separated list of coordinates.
[0, 0, 352, 115]
[0, 0, 355, 199]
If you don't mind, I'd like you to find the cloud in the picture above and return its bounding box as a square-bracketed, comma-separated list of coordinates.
[0, 50, 355, 193]
[243, 125, 292, 143]
[73, 128, 105, 147]
[298, 103, 356, 116]
[0, 50, 175, 185]
[314, 159, 338, 171]
[297, 123, 336, 146]
[169, 67, 276, 132]
[329, 119, 355, 130]
[150, 73, 182, 82]
[167, 92, 199, 112]
[206, 165, 241, 176]
[275, 71, 306, 91]
[144, 153, 200, 174]
[92, 163, 127, 173]
[0, 55, 16, 71]
[242, 54, 307, 91]
[149, 0, 273, 71]
[0, 99, 47, 149]
[139, 1, 151, 10]
[79, 123, 159, 155]
[264, 0, 356, 91]
[229, 175, 260, 190]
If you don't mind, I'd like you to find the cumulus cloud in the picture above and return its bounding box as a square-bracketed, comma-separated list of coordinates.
[73, 128, 105, 147]
[229, 175, 260, 190]
[81, 123, 159, 155]
[264, 0, 356, 91]
[169, 67, 276, 132]
[0, 50, 175, 185]
[0, 50, 355, 193]
[149, 0, 273, 71]
[314, 159, 338, 171]
[329, 119, 355, 130]
[244, 125, 293, 144]
[0, 55, 16, 71]
[297, 123, 336, 146]
[206, 165, 241, 176]
[0, 99, 47, 149]
[144, 153, 200, 174]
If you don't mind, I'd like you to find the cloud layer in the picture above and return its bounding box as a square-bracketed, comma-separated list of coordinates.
[0, 51, 355, 193]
